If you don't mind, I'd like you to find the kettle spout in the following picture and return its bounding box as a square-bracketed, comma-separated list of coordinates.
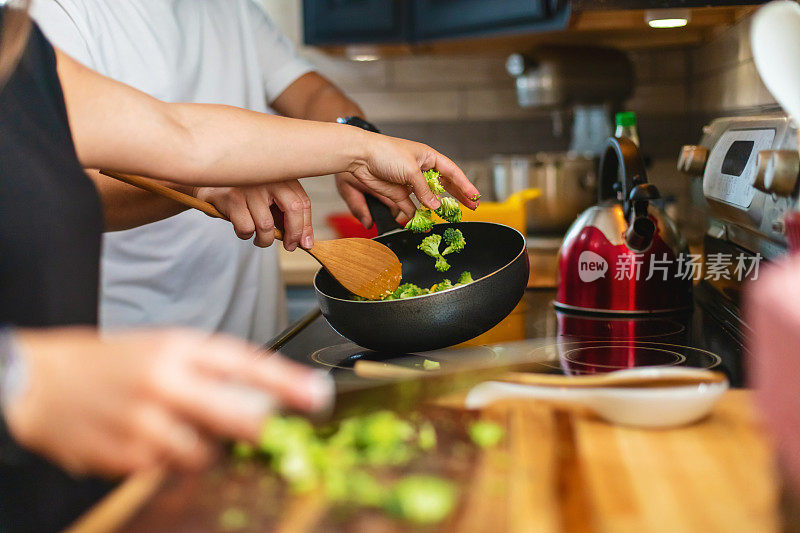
[625, 216, 656, 251]
[624, 183, 660, 251]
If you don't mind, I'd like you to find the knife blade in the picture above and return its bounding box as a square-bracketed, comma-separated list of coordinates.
[310, 355, 550, 424]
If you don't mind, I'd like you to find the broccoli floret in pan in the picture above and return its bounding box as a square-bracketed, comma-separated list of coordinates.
[441, 228, 465, 255]
[394, 283, 424, 300]
[435, 197, 462, 223]
[432, 279, 453, 292]
[404, 209, 435, 233]
[434, 255, 450, 272]
[417, 234, 442, 258]
[456, 271, 474, 285]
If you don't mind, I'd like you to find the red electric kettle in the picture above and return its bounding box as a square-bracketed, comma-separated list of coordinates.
[555, 137, 692, 314]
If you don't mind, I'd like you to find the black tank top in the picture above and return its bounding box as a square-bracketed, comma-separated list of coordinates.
[0, 13, 111, 532]
[0, 17, 102, 326]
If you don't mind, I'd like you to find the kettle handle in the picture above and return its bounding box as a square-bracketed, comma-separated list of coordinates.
[598, 137, 648, 215]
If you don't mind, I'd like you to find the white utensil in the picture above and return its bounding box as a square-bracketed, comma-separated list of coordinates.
[751, 1, 800, 124]
[465, 367, 729, 429]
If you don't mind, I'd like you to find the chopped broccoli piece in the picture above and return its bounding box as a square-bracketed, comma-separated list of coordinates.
[259, 416, 314, 455]
[435, 197, 462, 223]
[323, 468, 350, 502]
[456, 271, 474, 285]
[468, 421, 504, 448]
[417, 234, 442, 258]
[346, 470, 388, 507]
[422, 359, 441, 370]
[441, 228, 466, 255]
[423, 169, 446, 196]
[404, 209, 434, 233]
[234, 411, 465, 524]
[420, 233, 454, 272]
[349, 282, 433, 301]
[384, 475, 458, 525]
[219, 508, 249, 531]
[417, 421, 437, 450]
[391, 282, 424, 300]
[432, 279, 453, 292]
[277, 449, 318, 492]
[355, 411, 415, 450]
[231, 441, 255, 460]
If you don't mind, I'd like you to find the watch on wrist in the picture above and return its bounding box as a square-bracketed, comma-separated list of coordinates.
[336, 116, 380, 134]
[0, 328, 29, 413]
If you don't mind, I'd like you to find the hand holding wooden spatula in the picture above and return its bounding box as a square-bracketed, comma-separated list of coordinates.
[100, 171, 402, 299]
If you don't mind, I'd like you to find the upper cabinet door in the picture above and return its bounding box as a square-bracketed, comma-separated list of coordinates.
[412, 0, 553, 39]
[303, 0, 407, 45]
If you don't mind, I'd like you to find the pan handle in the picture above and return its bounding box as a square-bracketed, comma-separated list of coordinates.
[338, 117, 404, 236]
[365, 194, 402, 236]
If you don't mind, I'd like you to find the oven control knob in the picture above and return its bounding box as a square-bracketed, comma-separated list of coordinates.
[753, 150, 773, 192]
[678, 145, 708, 176]
[762, 150, 800, 197]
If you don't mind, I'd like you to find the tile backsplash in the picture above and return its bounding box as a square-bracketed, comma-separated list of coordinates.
[689, 14, 777, 114]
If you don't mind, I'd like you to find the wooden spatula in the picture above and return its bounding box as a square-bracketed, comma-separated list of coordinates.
[100, 171, 402, 300]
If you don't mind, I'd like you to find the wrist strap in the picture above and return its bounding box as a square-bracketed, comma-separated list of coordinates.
[336, 116, 379, 133]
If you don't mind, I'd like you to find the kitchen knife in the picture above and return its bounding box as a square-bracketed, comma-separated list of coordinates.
[309, 355, 551, 424]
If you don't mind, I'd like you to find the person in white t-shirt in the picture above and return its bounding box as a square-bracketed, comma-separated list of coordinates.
[31, 0, 392, 344]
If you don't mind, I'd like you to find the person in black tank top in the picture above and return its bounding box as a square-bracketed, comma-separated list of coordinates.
[0, 16, 112, 533]
[0, 5, 480, 532]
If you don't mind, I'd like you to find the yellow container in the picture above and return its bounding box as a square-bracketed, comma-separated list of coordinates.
[459, 188, 541, 233]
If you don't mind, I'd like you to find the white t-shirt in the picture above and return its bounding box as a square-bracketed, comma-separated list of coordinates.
[31, 0, 314, 344]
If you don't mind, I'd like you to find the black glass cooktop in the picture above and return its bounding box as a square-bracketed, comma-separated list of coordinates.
[270, 284, 746, 387]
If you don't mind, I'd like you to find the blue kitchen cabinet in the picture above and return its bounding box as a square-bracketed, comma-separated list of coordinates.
[302, 0, 409, 45]
[411, 0, 561, 40]
[302, 0, 567, 45]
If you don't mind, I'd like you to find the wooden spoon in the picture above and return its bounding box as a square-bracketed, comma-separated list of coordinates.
[353, 359, 727, 388]
[100, 171, 402, 300]
[496, 368, 728, 388]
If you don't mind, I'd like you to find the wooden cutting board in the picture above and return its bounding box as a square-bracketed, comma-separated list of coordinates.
[68, 390, 781, 533]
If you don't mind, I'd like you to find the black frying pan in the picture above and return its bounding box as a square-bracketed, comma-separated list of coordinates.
[314, 196, 529, 353]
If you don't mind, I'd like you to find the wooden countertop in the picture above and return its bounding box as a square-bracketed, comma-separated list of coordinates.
[69, 390, 781, 532]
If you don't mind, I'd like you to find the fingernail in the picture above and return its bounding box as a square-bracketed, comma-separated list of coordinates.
[287, 242, 297, 252]
[360, 216, 372, 228]
[308, 369, 335, 412]
[431, 199, 441, 209]
[225, 384, 277, 419]
[302, 236, 314, 249]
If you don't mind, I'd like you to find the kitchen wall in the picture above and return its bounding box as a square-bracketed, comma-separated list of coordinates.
[688, 15, 776, 115]
[682, 14, 781, 241]
[259, 1, 778, 242]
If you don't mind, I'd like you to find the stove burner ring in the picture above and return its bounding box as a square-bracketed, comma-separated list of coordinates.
[310, 343, 499, 370]
[529, 341, 722, 373]
[310, 344, 398, 370]
[559, 344, 686, 370]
